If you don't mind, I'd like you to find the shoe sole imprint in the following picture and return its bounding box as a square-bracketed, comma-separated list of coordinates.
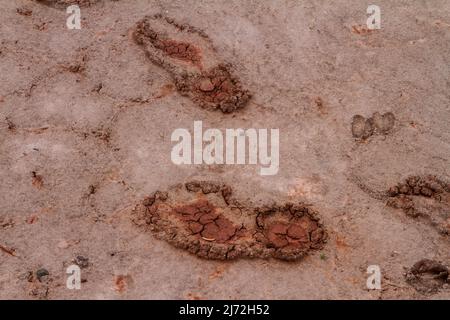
[131, 181, 327, 260]
[133, 14, 251, 113]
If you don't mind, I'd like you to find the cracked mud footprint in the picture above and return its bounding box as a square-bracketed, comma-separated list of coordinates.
[133, 14, 251, 113]
[386, 175, 450, 236]
[131, 181, 327, 260]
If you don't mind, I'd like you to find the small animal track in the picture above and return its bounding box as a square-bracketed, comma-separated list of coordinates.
[405, 259, 449, 294]
[386, 175, 450, 235]
[133, 14, 251, 113]
[131, 181, 327, 260]
[351, 112, 395, 140]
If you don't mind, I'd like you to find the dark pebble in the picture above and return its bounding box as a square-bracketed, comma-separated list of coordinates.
[36, 268, 49, 282]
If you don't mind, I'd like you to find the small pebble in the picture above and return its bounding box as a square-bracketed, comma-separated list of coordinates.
[36, 268, 49, 282]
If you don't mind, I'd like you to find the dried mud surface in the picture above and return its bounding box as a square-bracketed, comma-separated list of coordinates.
[132, 181, 327, 260]
[1, 0, 450, 300]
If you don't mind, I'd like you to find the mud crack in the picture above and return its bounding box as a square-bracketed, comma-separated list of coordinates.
[131, 181, 327, 260]
[133, 14, 251, 113]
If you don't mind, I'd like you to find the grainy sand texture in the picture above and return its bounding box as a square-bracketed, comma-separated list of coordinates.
[0, 0, 449, 299]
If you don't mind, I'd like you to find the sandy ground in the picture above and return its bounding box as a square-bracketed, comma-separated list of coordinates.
[0, 0, 449, 299]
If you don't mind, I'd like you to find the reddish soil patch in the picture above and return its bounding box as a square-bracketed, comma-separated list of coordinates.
[351, 25, 376, 35]
[154, 39, 202, 67]
[133, 14, 251, 113]
[114, 275, 133, 293]
[174, 200, 237, 243]
[132, 181, 327, 260]
[177, 65, 251, 113]
[31, 171, 44, 189]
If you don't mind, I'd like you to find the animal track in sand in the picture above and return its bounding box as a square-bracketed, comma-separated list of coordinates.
[351, 112, 395, 140]
[386, 175, 450, 236]
[131, 181, 327, 260]
[133, 14, 251, 113]
[405, 259, 449, 294]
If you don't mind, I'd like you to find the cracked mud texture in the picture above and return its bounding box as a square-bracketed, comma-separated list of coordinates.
[133, 14, 251, 113]
[386, 176, 450, 235]
[132, 181, 327, 260]
[405, 259, 449, 294]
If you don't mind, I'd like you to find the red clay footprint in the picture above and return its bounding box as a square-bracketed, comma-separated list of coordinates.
[132, 181, 327, 261]
[133, 14, 251, 113]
